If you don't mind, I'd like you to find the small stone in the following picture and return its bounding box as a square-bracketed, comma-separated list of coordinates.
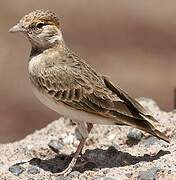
[27, 166, 40, 174]
[126, 173, 132, 178]
[143, 136, 161, 147]
[138, 167, 160, 180]
[0, 160, 4, 167]
[63, 134, 75, 145]
[48, 139, 63, 153]
[127, 128, 143, 144]
[68, 171, 81, 178]
[9, 164, 25, 176]
[102, 169, 110, 174]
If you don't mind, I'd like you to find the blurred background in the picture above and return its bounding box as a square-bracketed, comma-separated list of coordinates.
[0, 0, 175, 143]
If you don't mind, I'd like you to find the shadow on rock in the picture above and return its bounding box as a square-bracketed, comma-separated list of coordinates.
[29, 146, 170, 173]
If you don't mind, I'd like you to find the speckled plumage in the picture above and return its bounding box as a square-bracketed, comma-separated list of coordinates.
[10, 9, 170, 176]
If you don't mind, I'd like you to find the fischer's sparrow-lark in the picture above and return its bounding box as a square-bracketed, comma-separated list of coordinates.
[9, 9, 170, 176]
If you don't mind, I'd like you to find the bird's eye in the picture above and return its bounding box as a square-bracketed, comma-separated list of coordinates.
[36, 22, 46, 29]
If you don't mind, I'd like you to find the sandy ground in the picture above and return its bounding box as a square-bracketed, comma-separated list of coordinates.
[0, 98, 176, 180]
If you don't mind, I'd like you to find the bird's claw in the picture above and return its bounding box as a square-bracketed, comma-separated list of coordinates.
[52, 157, 77, 177]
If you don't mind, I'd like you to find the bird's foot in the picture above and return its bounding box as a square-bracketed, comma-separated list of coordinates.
[52, 157, 77, 177]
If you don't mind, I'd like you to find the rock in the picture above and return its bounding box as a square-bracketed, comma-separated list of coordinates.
[0, 160, 4, 167]
[127, 128, 143, 145]
[27, 166, 40, 174]
[48, 139, 63, 153]
[138, 167, 160, 180]
[125, 173, 132, 178]
[62, 133, 75, 145]
[68, 171, 81, 178]
[9, 164, 25, 176]
[142, 136, 161, 147]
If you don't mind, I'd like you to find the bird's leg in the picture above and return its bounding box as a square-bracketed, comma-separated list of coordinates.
[55, 122, 93, 176]
[79, 123, 93, 155]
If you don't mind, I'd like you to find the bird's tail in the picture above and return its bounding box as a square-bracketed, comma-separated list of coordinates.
[113, 113, 170, 143]
[147, 128, 170, 143]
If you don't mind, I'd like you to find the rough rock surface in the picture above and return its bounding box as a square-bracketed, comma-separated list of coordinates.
[0, 98, 176, 180]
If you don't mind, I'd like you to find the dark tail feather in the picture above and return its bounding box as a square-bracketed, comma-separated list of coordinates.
[138, 119, 170, 143]
[149, 129, 170, 143]
[113, 112, 170, 143]
[133, 120, 170, 143]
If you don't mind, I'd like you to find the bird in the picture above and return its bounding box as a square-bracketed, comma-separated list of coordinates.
[9, 9, 170, 176]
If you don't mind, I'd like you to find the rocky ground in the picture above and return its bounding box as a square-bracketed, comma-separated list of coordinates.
[0, 98, 176, 180]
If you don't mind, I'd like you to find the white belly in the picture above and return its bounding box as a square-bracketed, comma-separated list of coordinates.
[32, 85, 114, 125]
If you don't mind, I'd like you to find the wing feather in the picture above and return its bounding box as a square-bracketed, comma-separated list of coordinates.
[38, 64, 143, 120]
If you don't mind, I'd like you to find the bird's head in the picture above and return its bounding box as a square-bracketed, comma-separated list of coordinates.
[9, 9, 63, 49]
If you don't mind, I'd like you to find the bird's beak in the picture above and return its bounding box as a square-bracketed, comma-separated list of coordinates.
[9, 23, 25, 33]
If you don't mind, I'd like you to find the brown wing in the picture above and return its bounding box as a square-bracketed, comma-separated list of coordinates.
[37, 64, 145, 121]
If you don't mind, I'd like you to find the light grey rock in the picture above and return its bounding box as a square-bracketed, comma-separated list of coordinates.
[62, 133, 75, 145]
[0, 160, 4, 167]
[138, 167, 160, 180]
[9, 164, 25, 176]
[27, 166, 40, 174]
[48, 139, 63, 153]
[142, 136, 161, 147]
[67, 171, 81, 178]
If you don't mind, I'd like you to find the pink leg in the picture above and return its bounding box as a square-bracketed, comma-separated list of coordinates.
[55, 123, 93, 176]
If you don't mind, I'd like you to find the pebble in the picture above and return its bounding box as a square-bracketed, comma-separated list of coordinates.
[63, 134, 75, 145]
[138, 167, 160, 180]
[127, 128, 143, 144]
[48, 139, 63, 153]
[143, 136, 161, 147]
[125, 173, 132, 178]
[68, 171, 81, 178]
[9, 164, 25, 176]
[0, 160, 4, 167]
[102, 169, 110, 174]
[27, 166, 40, 174]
